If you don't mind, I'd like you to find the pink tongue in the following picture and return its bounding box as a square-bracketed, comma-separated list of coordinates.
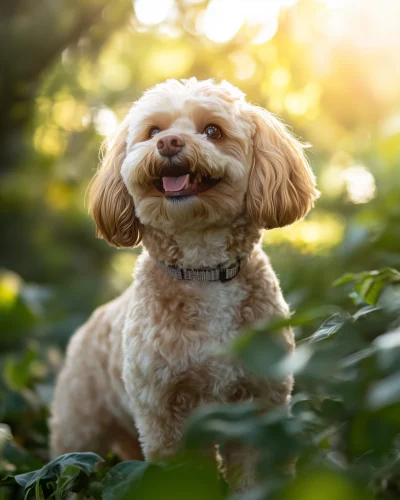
[162, 174, 190, 192]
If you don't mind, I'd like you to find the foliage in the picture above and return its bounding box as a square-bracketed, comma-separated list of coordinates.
[1, 0, 400, 498]
[2, 273, 400, 499]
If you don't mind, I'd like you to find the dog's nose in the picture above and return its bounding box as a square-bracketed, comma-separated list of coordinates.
[157, 134, 185, 157]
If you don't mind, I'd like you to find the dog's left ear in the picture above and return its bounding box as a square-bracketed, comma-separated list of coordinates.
[247, 106, 320, 229]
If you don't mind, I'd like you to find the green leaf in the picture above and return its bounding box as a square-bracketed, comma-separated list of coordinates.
[373, 329, 400, 371]
[333, 273, 359, 287]
[334, 268, 400, 306]
[34, 480, 45, 500]
[184, 403, 262, 450]
[14, 452, 103, 493]
[307, 313, 350, 343]
[367, 371, 400, 410]
[233, 330, 289, 378]
[355, 276, 376, 304]
[279, 468, 373, 499]
[340, 347, 377, 369]
[102, 461, 152, 500]
[353, 269, 400, 305]
[4, 348, 38, 391]
[352, 305, 381, 321]
[102, 458, 225, 500]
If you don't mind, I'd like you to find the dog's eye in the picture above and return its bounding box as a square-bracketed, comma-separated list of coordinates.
[203, 124, 222, 140]
[149, 127, 161, 139]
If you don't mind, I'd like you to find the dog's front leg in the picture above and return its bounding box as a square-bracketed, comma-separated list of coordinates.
[133, 407, 186, 461]
[222, 442, 259, 493]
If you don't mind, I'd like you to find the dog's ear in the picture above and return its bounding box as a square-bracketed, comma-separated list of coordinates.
[247, 106, 319, 229]
[88, 121, 143, 247]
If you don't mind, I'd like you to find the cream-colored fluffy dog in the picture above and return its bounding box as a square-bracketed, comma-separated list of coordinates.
[50, 78, 319, 489]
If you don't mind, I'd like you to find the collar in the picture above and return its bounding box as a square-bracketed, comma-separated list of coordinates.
[158, 259, 242, 282]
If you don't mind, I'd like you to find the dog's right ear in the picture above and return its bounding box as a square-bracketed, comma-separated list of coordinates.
[88, 121, 143, 247]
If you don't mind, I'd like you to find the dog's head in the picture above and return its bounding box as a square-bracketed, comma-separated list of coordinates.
[89, 78, 319, 247]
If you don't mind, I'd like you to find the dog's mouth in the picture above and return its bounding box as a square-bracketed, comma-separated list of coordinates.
[153, 166, 221, 199]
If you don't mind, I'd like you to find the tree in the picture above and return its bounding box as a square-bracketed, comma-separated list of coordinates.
[0, 0, 132, 174]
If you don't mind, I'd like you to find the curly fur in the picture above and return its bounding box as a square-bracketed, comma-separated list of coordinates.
[50, 78, 319, 491]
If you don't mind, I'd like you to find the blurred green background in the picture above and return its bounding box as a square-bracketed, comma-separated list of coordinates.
[1, 0, 400, 497]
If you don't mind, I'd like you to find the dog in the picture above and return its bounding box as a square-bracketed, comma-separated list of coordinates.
[50, 78, 319, 490]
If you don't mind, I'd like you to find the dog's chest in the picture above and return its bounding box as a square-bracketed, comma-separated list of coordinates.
[121, 277, 266, 410]
[193, 280, 247, 342]
[124, 277, 248, 377]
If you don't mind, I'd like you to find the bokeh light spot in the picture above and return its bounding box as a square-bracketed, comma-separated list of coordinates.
[100, 63, 131, 91]
[341, 165, 376, 204]
[34, 127, 66, 156]
[230, 52, 256, 80]
[46, 182, 72, 211]
[94, 108, 118, 138]
[271, 68, 291, 88]
[145, 46, 195, 79]
[134, 0, 175, 26]
[264, 212, 345, 254]
[200, 0, 244, 43]
[251, 15, 279, 45]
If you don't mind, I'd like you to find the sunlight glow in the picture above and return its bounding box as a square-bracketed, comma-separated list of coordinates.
[316, 0, 400, 53]
[199, 0, 296, 44]
[132, 0, 400, 62]
[319, 0, 346, 8]
[134, 0, 175, 26]
[342, 165, 376, 204]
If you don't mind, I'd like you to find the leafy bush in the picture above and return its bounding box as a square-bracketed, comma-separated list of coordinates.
[1, 268, 400, 499]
